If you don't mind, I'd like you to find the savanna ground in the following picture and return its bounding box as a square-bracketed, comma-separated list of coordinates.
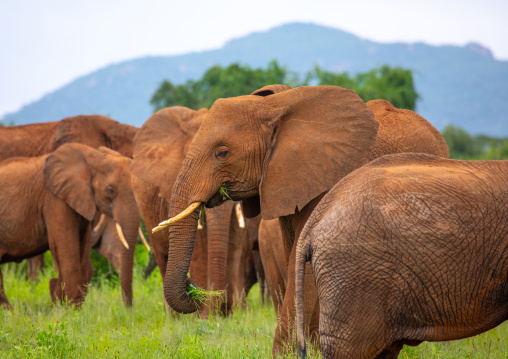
[1, 246, 508, 358]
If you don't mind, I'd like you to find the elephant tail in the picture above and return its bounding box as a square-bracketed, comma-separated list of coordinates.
[295, 230, 312, 359]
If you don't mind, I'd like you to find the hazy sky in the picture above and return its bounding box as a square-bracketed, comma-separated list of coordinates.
[1, 0, 507, 118]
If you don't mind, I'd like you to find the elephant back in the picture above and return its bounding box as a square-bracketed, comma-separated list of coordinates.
[367, 99, 450, 160]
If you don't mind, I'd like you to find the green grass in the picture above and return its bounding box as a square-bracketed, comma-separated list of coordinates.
[1, 249, 508, 358]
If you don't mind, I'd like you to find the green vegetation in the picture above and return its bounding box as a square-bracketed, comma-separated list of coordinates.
[0, 120, 14, 127]
[309, 65, 419, 110]
[151, 60, 294, 111]
[442, 124, 508, 160]
[150, 60, 419, 112]
[2, 248, 508, 358]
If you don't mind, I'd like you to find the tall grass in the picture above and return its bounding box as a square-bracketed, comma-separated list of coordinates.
[1, 249, 508, 358]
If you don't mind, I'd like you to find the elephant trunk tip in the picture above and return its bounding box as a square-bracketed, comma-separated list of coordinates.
[163, 276, 201, 314]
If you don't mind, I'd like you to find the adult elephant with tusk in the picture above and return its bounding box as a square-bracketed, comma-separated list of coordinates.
[131, 106, 256, 316]
[0, 143, 139, 307]
[158, 84, 450, 354]
[0, 115, 139, 282]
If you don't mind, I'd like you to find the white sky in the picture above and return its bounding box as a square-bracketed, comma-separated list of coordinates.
[1, 0, 507, 118]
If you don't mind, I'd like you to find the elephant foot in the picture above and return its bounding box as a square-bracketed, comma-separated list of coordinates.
[49, 277, 63, 302]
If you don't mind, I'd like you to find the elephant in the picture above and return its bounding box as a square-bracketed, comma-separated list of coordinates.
[130, 106, 259, 315]
[295, 153, 508, 359]
[157, 84, 450, 353]
[0, 114, 138, 161]
[0, 143, 139, 308]
[0, 115, 139, 285]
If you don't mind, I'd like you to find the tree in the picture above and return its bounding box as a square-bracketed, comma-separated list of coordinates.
[309, 65, 419, 110]
[150, 60, 293, 112]
[150, 61, 419, 112]
[441, 125, 480, 159]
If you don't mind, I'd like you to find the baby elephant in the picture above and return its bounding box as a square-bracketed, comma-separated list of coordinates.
[296, 153, 508, 359]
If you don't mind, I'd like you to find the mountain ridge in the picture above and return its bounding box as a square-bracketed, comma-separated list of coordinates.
[3, 22, 507, 136]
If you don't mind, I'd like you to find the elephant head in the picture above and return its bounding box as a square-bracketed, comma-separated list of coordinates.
[161, 85, 379, 313]
[131, 106, 246, 314]
[55, 115, 139, 158]
[44, 143, 140, 305]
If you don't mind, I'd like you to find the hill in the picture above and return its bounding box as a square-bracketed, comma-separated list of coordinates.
[3, 22, 507, 136]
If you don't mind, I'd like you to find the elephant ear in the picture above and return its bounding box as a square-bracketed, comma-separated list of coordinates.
[44, 143, 96, 221]
[131, 107, 206, 202]
[258, 86, 379, 220]
[251, 84, 292, 97]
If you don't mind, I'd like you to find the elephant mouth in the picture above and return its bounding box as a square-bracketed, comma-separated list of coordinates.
[205, 188, 257, 208]
[205, 192, 229, 208]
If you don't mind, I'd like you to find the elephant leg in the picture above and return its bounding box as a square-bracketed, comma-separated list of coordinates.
[0, 266, 12, 310]
[259, 231, 287, 314]
[273, 245, 319, 355]
[374, 343, 404, 359]
[79, 224, 93, 286]
[190, 228, 208, 289]
[226, 210, 249, 313]
[27, 254, 45, 281]
[45, 202, 88, 305]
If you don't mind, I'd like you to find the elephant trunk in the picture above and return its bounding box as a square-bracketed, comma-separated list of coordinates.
[163, 191, 202, 314]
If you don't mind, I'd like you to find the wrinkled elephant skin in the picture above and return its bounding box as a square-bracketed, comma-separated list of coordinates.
[160, 84, 450, 354]
[296, 154, 508, 358]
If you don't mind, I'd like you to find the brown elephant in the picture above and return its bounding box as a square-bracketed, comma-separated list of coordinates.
[0, 143, 139, 308]
[0, 115, 139, 287]
[131, 106, 257, 315]
[296, 153, 508, 358]
[0, 114, 138, 161]
[157, 84, 449, 353]
[258, 97, 450, 314]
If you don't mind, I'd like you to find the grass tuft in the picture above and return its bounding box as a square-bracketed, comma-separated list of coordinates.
[185, 284, 223, 306]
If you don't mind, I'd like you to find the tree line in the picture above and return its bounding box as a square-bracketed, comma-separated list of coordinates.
[151, 60, 507, 160]
[150, 60, 418, 112]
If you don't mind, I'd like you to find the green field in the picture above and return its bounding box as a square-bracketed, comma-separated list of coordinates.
[1, 249, 507, 358]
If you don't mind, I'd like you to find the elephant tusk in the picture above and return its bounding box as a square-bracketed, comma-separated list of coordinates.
[138, 227, 151, 252]
[93, 213, 106, 233]
[115, 223, 130, 249]
[235, 202, 245, 229]
[152, 202, 201, 233]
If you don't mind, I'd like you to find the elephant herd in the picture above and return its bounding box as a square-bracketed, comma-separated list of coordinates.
[1, 84, 507, 359]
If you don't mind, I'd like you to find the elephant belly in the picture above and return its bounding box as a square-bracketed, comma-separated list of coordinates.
[0, 225, 48, 264]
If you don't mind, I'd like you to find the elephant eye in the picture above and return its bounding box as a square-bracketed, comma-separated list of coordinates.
[105, 185, 115, 196]
[215, 147, 229, 160]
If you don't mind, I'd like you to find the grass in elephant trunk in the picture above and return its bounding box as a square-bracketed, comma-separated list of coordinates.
[1, 248, 508, 358]
[185, 283, 223, 307]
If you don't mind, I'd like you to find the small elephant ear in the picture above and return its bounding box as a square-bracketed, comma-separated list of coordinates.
[258, 86, 379, 219]
[44, 143, 96, 221]
[131, 106, 206, 202]
[251, 84, 292, 97]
